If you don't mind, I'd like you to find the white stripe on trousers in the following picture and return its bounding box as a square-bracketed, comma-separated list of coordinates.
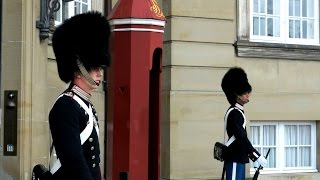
[232, 162, 236, 180]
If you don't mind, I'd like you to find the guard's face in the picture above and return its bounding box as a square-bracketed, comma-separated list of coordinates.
[88, 66, 104, 88]
[236, 92, 250, 105]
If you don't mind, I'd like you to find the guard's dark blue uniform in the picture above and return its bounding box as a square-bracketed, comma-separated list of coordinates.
[49, 88, 100, 180]
[223, 103, 260, 180]
[224, 104, 258, 163]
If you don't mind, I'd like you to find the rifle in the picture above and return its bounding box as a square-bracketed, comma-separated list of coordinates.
[252, 148, 270, 180]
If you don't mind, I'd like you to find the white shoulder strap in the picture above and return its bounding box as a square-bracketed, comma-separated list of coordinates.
[50, 94, 96, 174]
[73, 95, 96, 143]
[224, 107, 246, 147]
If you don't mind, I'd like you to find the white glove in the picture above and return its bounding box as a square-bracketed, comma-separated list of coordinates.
[256, 155, 267, 167]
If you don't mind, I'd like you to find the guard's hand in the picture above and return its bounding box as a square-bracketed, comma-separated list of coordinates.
[256, 155, 267, 167]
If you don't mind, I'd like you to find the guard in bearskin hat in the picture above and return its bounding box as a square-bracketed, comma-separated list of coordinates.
[49, 11, 111, 180]
[221, 67, 267, 180]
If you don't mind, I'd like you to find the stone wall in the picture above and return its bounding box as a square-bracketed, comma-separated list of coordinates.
[160, 0, 320, 179]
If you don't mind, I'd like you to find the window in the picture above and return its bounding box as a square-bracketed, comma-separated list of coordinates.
[235, 0, 320, 60]
[249, 121, 317, 174]
[55, 0, 91, 25]
[251, 0, 319, 45]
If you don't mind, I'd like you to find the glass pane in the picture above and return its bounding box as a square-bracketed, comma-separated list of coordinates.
[261, 0, 266, 13]
[254, 0, 259, 13]
[295, 20, 301, 38]
[62, 2, 69, 21]
[75, 2, 81, 14]
[54, 0, 62, 22]
[263, 125, 276, 145]
[274, 0, 280, 15]
[299, 125, 311, 144]
[302, 0, 307, 17]
[267, 148, 276, 168]
[83, 0, 88, 3]
[250, 126, 260, 145]
[300, 147, 311, 166]
[274, 17, 280, 37]
[267, 18, 273, 36]
[54, 9, 61, 22]
[82, 4, 88, 12]
[285, 147, 297, 167]
[285, 125, 297, 145]
[289, 19, 294, 38]
[303, 20, 307, 38]
[308, 0, 314, 17]
[262, 148, 270, 157]
[289, 0, 294, 16]
[267, 0, 273, 14]
[295, 0, 301, 16]
[253, 16, 260, 35]
[308, 19, 314, 39]
[260, 17, 266, 36]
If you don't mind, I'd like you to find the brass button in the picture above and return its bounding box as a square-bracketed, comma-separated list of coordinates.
[89, 138, 93, 142]
[92, 155, 95, 159]
[91, 146, 94, 150]
[92, 163, 96, 168]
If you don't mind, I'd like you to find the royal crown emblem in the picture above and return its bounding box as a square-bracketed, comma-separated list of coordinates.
[150, 0, 165, 18]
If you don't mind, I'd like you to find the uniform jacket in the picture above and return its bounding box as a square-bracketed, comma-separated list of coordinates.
[224, 103, 260, 164]
[49, 86, 101, 180]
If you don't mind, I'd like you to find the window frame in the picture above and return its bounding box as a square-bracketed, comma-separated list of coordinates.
[249, 0, 319, 45]
[54, 0, 92, 26]
[249, 121, 317, 174]
[235, 0, 320, 60]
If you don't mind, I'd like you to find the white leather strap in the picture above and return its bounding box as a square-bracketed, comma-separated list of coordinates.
[224, 106, 246, 147]
[73, 95, 95, 144]
[50, 94, 97, 174]
[50, 156, 61, 175]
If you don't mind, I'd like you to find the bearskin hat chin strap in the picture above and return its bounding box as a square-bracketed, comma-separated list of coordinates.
[76, 59, 100, 86]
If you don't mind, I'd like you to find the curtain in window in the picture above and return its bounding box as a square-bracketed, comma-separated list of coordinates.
[263, 125, 276, 168]
[250, 126, 260, 168]
[251, 126, 260, 145]
[285, 125, 297, 167]
[250, 125, 276, 168]
[289, 0, 316, 39]
[252, 0, 280, 37]
[285, 125, 311, 167]
[299, 125, 311, 166]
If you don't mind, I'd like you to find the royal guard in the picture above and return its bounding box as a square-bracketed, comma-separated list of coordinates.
[221, 67, 267, 180]
[49, 11, 111, 180]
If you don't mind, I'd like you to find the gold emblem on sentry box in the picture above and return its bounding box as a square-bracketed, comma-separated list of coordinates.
[150, 0, 164, 18]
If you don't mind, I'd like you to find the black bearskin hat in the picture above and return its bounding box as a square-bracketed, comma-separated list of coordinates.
[52, 11, 111, 83]
[221, 67, 252, 105]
